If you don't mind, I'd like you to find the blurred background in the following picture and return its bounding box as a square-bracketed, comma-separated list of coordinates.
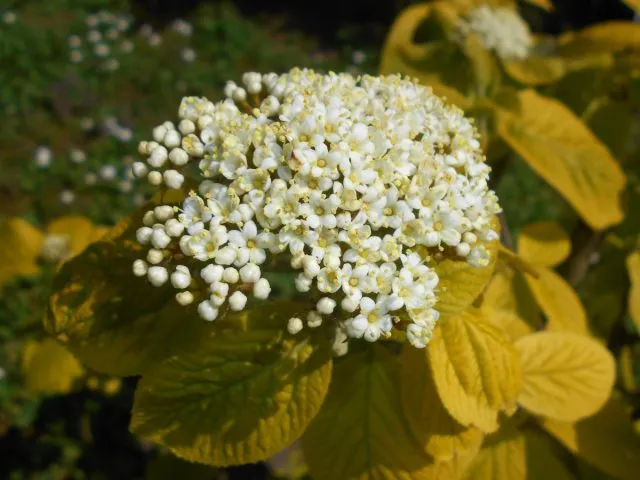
[0, 1, 638, 479]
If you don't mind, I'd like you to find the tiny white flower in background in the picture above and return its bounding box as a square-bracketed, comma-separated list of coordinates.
[130, 69, 500, 346]
[59, 190, 76, 205]
[84, 173, 98, 185]
[99, 165, 117, 180]
[70, 148, 86, 164]
[181, 47, 196, 63]
[34, 146, 52, 168]
[2, 10, 17, 24]
[351, 50, 366, 65]
[171, 18, 193, 36]
[457, 5, 533, 61]
[148, 33, 162, 47]
[68, 35, 82, 48]
[40, 234, 70, 262]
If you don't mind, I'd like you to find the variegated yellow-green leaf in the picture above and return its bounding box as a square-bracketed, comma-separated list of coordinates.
[541, 395, 640, 480]
[144, 452, 217, 480]
[428, 309, 522, 433]
[462, 423, 525, 480]
[523, 0, 554, 10]
[21, 338, 84, 395]
[46, 203, 211, 377]
[0, 217, 43, 289]
[131, 301, 333, 467]
[626, 251, 640, 332]
[503, 56, 566, 86]
[301, 346, 434, 480]
[496, 90, 626, 230]
[515, 331, 615, 421]
[517, 221, 571, 268]
[431, 229, 500, 317]
[401, 345, 484, 461]
[380, 3, 471, 109]
[557, 21, 640, 57]
[525, 267, 589, 335]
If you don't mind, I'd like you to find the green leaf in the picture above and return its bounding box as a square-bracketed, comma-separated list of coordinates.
[301, 346, 435, 480]
[497, 90, 626, 230]
[131, 301, 333, 467]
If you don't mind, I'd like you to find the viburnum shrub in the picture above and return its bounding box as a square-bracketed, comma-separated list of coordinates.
[45, 69, 618, 478]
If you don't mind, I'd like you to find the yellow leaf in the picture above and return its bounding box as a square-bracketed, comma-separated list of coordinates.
[496, 90, 626, 230]
[515, 331, 615, 422]
[619, 346, 636, 393]
[622, 0, 640, 12]
[380, 3, 471, 109]
[432, 226, 500, 317]
[131, 301, 333, 467]
[46, 202, 212, 376]
[21, 338, 84, 395]
[517, 221, 571, 267]
[523, 428, 574, 480]
[401, 345, 484, 461]
[557, 22, 640, 57]
[46, 216, 99, 260]
[462, 423, 525, 480]
[428, 309, 522, 433]
[626, 251, 640, 332]
[0, 217, 43, 288]
[541, 395, 640, 480]
[503, 56, 566, 86]
[482, 263, 542, 337]
[301, 346, 434, 480]
[525, 267, 589, 335]
[523, 0, 554, 10]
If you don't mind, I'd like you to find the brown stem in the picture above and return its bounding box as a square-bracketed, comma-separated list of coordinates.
[562, 220, 607, 287]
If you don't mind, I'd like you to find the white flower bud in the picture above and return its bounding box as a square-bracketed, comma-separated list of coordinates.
[178, 119, 196, 135]
[147, 266, 168, 286]
[210, 282, 230, 306]
[132, 161, 148, 177]
[317, 297, 336, 315]
[229, 291, 248, 311]
[153, 125, 167, 143]
[240, 263, 261, 283]
[295, 274, 312, 292]
[307, 311, 323, 328]
[169, 148, 189, 166]
[148, 171, 162, 185]
[165, 218, 184, 237]
[215, 246, 237, 265]
[197, 300, 218, 321]
[253, 278, 271, 299]
[462, 232, 477, 244]
[171, 265, 191, 289]
[302, 256, 320, 278]
[163, 170, 184, 189]
[287, 317, 303, 335]
[148, 146, 168, 168]
[456, 242, 471, 257]
[163, 130, 181, 148]
[136, 226, 153, 244]
[151, 228, 171, 249]
[201, 264, 224, 283]
[175, 291, 194, 306]
[154, 205, 174, 221]
[143, 210, 156, 226]
[222, 267, 239, 283]
[132, 259, 148, 277]
[147, 249, 164, 264]
[341, 296, 358, 313]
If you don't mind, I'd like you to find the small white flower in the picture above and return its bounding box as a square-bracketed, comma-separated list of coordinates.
[170, 265, 192, 289]
[34, 146, 52, 167]
[147, 266, 169, 286]
[317, 297, 336, 315]
[229, 291, 248, 311]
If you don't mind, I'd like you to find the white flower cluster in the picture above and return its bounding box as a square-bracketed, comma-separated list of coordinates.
[457, 5, 533, 61]
[68, 11, 133, 70]
[130, 68, 500, 348]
